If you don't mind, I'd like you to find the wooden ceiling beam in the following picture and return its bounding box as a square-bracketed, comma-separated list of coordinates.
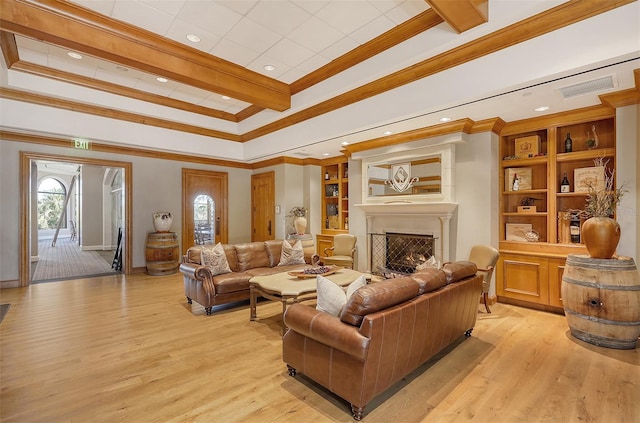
[0, 0, 290, 111]
[426, 0, 488, 33]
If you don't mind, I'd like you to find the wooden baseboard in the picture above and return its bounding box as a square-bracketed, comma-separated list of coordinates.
[497, 296, 564, 315]
[1, 280, 21, 289]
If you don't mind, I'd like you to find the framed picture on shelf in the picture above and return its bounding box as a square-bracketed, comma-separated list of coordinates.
[574, 166, 605, 192]
[506, 223, 533, 241]
[514, 136, 540, 158]
[505, 167, 532, 191]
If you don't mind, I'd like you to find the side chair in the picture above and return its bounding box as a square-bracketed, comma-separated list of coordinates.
[468, 245, 500, 313]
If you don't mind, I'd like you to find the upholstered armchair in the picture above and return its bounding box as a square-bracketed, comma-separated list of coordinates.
[323, 234, 357, 269]
[468, 245, 500, 313]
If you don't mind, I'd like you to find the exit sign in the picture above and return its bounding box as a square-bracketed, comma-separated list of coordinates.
[74, 138, 90, 150]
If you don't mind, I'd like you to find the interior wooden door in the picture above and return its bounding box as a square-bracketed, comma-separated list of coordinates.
[251, 171, 275, 242]
[182, 169, 228, 253]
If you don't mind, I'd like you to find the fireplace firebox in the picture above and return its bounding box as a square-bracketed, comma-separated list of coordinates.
[370, 232, 435, 276]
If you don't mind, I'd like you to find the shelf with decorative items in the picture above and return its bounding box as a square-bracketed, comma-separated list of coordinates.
[321, 157, 348, 233]
[319, 157, 349, 255]
[496, 108, 616, 312]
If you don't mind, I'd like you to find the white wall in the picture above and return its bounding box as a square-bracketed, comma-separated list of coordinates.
[616, 104, 639, 260]
[0, 140, 252, 282]
[80, 165, 104, 250]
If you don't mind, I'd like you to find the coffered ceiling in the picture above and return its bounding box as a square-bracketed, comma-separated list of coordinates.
[1, 0, 639, 163]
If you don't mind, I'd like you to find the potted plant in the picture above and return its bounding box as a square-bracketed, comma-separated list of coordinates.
[568, 158, 625, 259]
[288, 207, 308, 235]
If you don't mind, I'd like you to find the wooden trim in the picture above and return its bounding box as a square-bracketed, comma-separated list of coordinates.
[242, 0, 634, 141]
[0, 87, 243, 142]
[19, 151, 133, 286]
[500, 105, 616, 136]
[0, 30, 19, 67]
[343, 119, 474, 155]
[13, 62, 238, 122]
[290, 10, 444, 94]
[0, 0, 290, 111]
[426, 0, 488, 34]
[1, 130, 253, 169]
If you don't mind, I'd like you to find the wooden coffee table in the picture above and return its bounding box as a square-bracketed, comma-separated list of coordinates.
[249, 268, 369, 323]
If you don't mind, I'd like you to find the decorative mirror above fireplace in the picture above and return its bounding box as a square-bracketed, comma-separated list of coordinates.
[361, 144, 455, 203]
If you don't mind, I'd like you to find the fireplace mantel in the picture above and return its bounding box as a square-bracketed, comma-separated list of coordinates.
[354, 202, 457, 216]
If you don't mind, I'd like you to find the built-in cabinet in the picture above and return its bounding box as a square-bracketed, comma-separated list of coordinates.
[318, 157, 349, 256]
[497, 109, 616, 311]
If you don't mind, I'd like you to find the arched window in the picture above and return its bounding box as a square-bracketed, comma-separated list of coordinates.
[37, 178, 67, 229]
[194, 194, 215, 244]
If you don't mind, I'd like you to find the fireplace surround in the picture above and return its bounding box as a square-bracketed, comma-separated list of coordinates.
[371, 232, 436, 275]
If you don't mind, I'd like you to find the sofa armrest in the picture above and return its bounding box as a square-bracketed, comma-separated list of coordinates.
[284, 303, 369, 361]
[179, 262, 215, 295]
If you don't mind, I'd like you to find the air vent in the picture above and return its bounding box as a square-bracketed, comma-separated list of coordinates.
[558, 75, 615, 99]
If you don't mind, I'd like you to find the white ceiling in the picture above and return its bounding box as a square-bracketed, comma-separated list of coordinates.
[1, 0, 639, 162]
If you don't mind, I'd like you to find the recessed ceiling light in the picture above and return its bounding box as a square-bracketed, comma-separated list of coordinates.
[156, 77, 168, 83]
[341, 141, 349, 146]
[264, 65, 276, 71]
[67, 52, 83, 59]
[186, 34, 201, 43]
[534, 106, 549, 112]
[221, 95, 231, 100]
[383, 131, 393, 135]
[439, 117, 452, 122]
[322, 153, 330, 156]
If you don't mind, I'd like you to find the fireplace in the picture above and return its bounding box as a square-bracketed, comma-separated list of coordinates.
[371, 232, 435, 276]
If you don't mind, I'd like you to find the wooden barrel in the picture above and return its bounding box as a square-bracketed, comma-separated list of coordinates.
[561, 254, 640, 349]
[145, 232, 180, 276]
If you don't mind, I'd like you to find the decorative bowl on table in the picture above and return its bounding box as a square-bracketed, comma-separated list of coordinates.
[288, 265, 338, 279]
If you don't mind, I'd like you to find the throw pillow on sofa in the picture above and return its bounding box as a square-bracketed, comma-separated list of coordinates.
[202, 242, 232, 276]
[278, 239, 306, 266]
[316, 274, 367, 317]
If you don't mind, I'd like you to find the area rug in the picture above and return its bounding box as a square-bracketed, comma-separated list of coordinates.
[32, 237, 117, 282]
[0, 304, 10, 324]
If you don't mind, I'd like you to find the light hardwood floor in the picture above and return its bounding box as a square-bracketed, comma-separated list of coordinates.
[1, 273, 638, 422]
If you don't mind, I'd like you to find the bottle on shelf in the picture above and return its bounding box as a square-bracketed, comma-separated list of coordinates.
[324, 170, 329, 180]
[512, 173, 519, 191]
[344, 217, 349, 230]
[560, 172, 571, 193]
[564, 133, 573, 153]
[344, 166, 348, 178]
[570, 215, 580, 243]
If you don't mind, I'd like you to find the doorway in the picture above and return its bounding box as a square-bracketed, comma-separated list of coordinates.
[19, 152, 133, 286]
[251, 171, 275, 242]
[181, 168, 228, 252]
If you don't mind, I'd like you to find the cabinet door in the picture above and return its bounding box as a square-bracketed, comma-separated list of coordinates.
[548, 257, 567, 308]
[497, 253, 549, 305]
[316, 234, 333, 257]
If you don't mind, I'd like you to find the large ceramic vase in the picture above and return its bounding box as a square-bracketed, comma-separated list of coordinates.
[293, 216, 307, 235]
[153, 212, 173, 232]
[581, 216, 620, 259]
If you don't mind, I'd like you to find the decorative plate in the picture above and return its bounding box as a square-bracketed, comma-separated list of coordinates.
[288, 266, 338, 279]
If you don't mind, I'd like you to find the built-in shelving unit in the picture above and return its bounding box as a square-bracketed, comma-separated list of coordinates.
[497, 108, 616, 312]
[318, 157, 349, 257]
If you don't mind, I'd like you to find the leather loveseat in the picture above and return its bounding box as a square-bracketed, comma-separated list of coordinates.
[180, 240, 318, 315]
[282, 262, 482, 420]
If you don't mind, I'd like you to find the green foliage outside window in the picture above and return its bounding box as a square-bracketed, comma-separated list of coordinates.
[37, 178, 66, 230]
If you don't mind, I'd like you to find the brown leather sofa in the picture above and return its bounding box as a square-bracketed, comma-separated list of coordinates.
[180, 240, 317, 315]
[282, 262, 482, 420]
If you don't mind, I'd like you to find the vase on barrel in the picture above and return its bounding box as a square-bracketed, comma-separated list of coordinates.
[153, 212, 173, 232]
[294, 216, 307, 235]
[581, 216, 620, 259]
